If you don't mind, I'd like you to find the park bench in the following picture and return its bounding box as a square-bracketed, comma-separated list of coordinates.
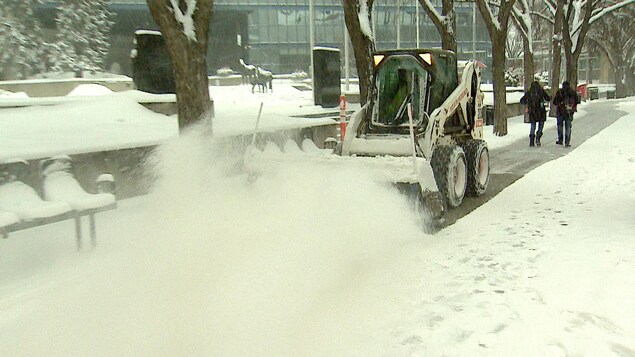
[0, 156, 116, 249]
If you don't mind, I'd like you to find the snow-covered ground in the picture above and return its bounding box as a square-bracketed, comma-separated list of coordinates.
[1, 78, 586, 161]
[0, 80, 351, 162]
[0, 81, 632, 355]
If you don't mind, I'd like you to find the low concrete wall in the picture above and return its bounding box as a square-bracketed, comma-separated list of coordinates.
[0, 78, 134, 97]
[14, 123, 338, 200]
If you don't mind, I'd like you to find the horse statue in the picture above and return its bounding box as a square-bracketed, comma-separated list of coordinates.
[238, 59, 256, 85]
[251, 67, 273, 93]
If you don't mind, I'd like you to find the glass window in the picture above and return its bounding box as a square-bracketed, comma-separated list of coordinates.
[372, 55, 429, 128]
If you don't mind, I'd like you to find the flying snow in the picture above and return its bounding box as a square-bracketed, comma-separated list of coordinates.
[0, 123, 428, 356]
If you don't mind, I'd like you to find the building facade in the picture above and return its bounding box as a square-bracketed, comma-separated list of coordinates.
[36, 0, 492, 77]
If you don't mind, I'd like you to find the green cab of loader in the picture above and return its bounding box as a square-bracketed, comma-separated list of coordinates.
[370, 49, 459, 133]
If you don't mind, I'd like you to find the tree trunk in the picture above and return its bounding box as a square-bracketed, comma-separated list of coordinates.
[564, 49, 578, 88]
[491, 34, 508, 136]
[441, 0, 457, 52]
[625, 67, 635, 96]
[549, 0, 564, 117]
[343, 0, 376, 105]
[475, 0, 515, 136]
[614, 60, 626, 98]
[147, 0, 213, 131]
[522, 39, 535, 90]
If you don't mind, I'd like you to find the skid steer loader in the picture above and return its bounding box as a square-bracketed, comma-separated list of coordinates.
[246, 48, 489, 224]
[339, 48, 489, 217]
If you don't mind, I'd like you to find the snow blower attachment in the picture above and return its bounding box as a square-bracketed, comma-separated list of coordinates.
[246, 48, 489, 227]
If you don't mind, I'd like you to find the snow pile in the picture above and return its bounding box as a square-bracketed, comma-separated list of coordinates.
[0, 93, 177, 161]
[42, 172, 115, 211]
[0, 181, 71, 220]
[66, 83, 113, 96]
[0, 210, 19, 228]
[39, 155, 115, 210]
[0, 89, 29, 98]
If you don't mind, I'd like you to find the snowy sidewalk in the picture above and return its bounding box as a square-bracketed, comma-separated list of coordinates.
[389, 100, 635, 356]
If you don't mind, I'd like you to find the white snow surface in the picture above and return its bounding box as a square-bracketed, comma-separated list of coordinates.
[0, 79, 633, 355]
[66, 83, 114, 96]
[42, 172, 115, 211]
[0, 80, 359, 162]
[0, 181, 72, 220]
[0, 92, 177, 161]
[0, 210, 20, 228]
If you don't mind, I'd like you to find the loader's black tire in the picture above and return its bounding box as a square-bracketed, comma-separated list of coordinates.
[431, 145, 467, 208]
[463, 139, 490, 196]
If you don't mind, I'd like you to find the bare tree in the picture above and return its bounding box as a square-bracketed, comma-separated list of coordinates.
[147, 0, 214, 130]
[588, 3, 635, 97]
[343, 0, 376, 105]
[538, 0, 564, 116]
[510, 0, 536, 90]
[541, 0, 635, 90]
[417, 0, 457, 52]
[561, 0, 593, 86]
[506, 25, 524, 61]
[476, 0, 517, 136]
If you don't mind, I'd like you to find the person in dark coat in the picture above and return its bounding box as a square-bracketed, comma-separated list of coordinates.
[552, 81, 581, 147]
[520, 81, 551, 147]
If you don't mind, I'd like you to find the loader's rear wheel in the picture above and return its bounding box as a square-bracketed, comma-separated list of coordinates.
[464, 139, 490, 196]
[431, 145, 467, 208]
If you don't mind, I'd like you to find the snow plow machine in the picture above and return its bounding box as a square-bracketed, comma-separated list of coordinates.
[247, 48, 490, 227]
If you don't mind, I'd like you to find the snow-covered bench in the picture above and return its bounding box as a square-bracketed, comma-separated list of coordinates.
[0, 159, 76, 240]
[0, 157, 116, 249]
[40, 155, 117, 248]
[0, 210, 20, 239]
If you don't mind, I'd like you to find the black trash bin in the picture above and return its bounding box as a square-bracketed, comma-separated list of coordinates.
[606, 89, 616, 99]
[131, 30, 175, 94]
[485, 105, 494, 126]
[588, 87, 599, 100]
[313, 47, 341, 108]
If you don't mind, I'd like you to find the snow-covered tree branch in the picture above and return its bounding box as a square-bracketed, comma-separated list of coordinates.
[168, 0, 198, 42]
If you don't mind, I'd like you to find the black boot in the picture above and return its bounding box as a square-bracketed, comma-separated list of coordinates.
[529, 135, 535, 147]
[536, 134, 542, 147]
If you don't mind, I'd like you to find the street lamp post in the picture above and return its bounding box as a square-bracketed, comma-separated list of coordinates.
[397, 0, 402, 49]
[309, 0, 315, 99]
[472, 1, 476, 61]
[416, 0, 420, 47]
[344, 20, 350, 91]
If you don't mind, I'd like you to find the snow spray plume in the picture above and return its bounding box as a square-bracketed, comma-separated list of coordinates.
[17, 124, 429, 356]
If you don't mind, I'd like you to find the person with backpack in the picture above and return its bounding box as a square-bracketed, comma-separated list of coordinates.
[552, 81, 581, 147]
[520, 81, 551, 147]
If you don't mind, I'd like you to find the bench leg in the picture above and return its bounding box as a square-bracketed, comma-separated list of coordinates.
[74, 216, 82, 250]
[89, 214, 96, 248]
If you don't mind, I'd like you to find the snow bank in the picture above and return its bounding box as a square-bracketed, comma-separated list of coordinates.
[0, 93, 177, 161]
[66, 84, 113, 96]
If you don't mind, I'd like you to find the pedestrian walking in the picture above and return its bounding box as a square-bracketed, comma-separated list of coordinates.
[552, 81, 581, 147]
[520, 81, 551, 147]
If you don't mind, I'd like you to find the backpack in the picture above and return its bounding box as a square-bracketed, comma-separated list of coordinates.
[564, 95, 576, 114]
